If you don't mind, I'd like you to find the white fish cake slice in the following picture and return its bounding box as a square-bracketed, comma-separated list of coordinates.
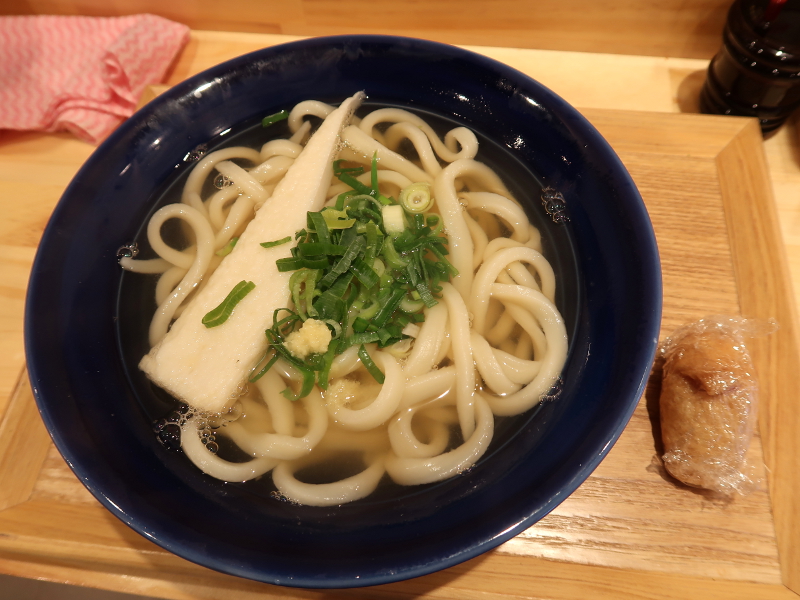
[140, 92, 365, 413]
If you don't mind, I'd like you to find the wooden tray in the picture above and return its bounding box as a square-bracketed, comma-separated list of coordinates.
[1, 108, 798, 600]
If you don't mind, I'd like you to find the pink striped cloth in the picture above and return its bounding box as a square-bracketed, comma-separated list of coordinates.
[0, 14, 190, 143]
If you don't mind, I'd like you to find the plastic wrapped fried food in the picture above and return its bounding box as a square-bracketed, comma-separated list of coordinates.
[659, 316, 773, 495]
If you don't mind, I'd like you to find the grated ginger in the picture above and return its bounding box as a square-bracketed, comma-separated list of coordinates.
[284, 319, 332, 359]
[324, 379, 361, 409]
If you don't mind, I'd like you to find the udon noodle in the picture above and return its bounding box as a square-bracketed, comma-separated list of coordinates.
[121, 98, 568, 506]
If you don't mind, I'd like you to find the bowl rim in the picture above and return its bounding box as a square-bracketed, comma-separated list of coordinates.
[24, 34, 662, 588]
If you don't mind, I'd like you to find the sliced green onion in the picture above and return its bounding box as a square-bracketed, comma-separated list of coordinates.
[312, 273, 351, 321]
[202, 280, 255, 328]
[339, 224, 357, 248]
[262, 109, 289, 127]
[378, 271, 394, 289]
[352, 316, 370, 333]
[415, 282, 439, 308]
[358, 345, 385, 384]
[307, 211, 331, 245]
[321, 208, 357, 230]
[298, 242, 346, 256]
[357, 298, 381, 320]
[265, 328, 317, 401]
[260, 236, 292, 249]
[281, 368, 316, 401]
[351, 258, 380, 289]
[382, 205, 406, 236]
[375, 328, 391, 345]
[317, 339, 340, 390]
[318, 237, 365, 288]
[399, 182, 434, 213]
[371, 287, 406, 328]
[426, 214, 442, 233]
[304, 257, 331, 270]
[289, 269, 319, 319]
[400, 296, 426, 313]
[428, 245, 459, 277]
[333, 160, 364, 177]
[215, 237, 238, 257]
[335, 190, 356, 211]
[314, 292, 346, 322]
[405, 258, 422, 287]
[276, 257, 301, 271]
[327, 271, 354, 297]
[381, 236, 409, 269]
[394, 233, 434, 253]
[254, 164, 455, 400]
[362, 222, 381, 265]
[271, 308, 301, 336]
[337, 171, 374, 197]
[249, 350, 280, 382]
[322, 319, 342, 339]
[371, 152, 380, 192]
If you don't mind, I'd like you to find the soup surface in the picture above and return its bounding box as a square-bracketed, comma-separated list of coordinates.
[118, 96, 574, 506]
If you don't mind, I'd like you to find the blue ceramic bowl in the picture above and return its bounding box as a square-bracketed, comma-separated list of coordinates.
[25, 36, 661, 588]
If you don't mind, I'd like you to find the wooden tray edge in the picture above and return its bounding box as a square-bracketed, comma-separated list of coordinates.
[715, 118, 800, 594]
[1, 109, 796, 599]
[0, 546, 796, 600]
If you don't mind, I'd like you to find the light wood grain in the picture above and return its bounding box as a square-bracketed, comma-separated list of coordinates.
[0, 109, 793, 599]
[715, 120, 800, 592]
[0, 130, 95, 410]
[0, 374, 50, 511]
[0, 551, 796, 600]
[1, 0, 730, 59]
[0, 244, 35, 413]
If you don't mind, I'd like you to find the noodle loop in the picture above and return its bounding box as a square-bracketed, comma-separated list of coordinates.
[125, 99, 569, 505]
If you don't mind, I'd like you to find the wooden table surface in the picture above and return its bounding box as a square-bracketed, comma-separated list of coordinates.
[2, 31, 800, 600]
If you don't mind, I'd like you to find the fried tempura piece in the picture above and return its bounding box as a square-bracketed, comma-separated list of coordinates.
[659, 318, 759, 494]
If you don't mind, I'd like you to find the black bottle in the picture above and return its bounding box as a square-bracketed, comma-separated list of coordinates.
[700, 0, 800, 136]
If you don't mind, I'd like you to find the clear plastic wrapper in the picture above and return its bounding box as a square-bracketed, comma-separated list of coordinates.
[659, 315, 775, 495]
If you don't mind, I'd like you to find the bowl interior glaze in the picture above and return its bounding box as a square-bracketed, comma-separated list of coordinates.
[25, 35, 661, 588]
